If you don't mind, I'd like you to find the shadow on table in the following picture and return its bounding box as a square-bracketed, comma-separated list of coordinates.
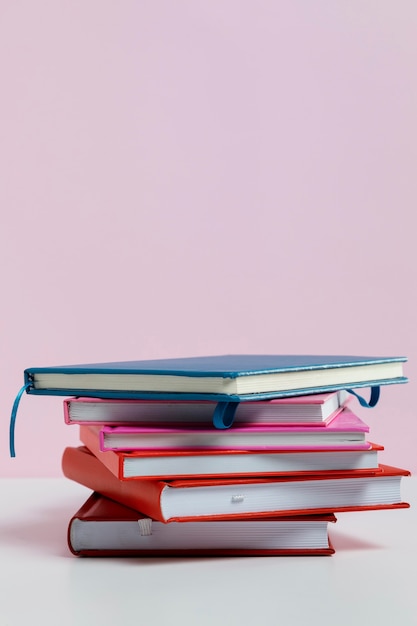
[329, 529, 384, 551]
[0, 503, 75, 557]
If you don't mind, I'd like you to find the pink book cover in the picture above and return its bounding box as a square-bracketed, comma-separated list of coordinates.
[98, 408, 371, 452]
[256, 392, 346, 405]
[64, 391, 350, 426]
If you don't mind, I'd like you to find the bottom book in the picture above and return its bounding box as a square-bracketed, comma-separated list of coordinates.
[68, 492, 336, 557]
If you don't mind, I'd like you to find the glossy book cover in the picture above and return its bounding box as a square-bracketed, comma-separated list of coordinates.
[24, 354, 407, 400]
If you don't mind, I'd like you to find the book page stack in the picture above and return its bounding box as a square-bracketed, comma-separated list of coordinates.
[18, 354, 410, 556]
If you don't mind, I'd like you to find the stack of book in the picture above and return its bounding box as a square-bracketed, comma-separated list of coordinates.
[19, 354, 410, 557]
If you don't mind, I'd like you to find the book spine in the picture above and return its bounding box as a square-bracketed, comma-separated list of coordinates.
[79, 425, 125, 479]
[61, 446, 167, 522]
[63, 399, 71, 425]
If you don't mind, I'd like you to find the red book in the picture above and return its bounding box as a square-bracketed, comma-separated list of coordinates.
[68, 492, 336, 557]
[79, 420, 382, 480]
[62, 446, 410, 523]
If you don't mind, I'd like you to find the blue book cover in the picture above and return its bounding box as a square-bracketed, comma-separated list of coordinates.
[23, 354, 407, 401]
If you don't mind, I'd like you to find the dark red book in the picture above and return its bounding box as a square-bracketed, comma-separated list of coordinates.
[68, 491, 336, 557]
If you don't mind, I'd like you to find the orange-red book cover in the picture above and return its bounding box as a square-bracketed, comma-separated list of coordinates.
[62, 446, 410, 523]
[79, 422, 382, 480]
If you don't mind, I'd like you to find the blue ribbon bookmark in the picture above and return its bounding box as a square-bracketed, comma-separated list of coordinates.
[212, 401, 239, 429]
[346, 386, 380, 408]
[9, 382, 31, 458]
[8, 384, 382, 454]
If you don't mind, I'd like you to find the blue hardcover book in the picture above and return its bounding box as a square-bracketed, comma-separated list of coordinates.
[23, 354, 407, 401]
[10, 354, 407, 456]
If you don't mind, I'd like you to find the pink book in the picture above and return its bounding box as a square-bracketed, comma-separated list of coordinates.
[95, 408, 370, 452]
[64, 391, 350, 426]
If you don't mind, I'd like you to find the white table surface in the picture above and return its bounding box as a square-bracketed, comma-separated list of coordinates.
[0, 476, 416, 626]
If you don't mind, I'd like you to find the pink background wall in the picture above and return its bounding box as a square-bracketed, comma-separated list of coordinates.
[1, 1, 416, 477]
